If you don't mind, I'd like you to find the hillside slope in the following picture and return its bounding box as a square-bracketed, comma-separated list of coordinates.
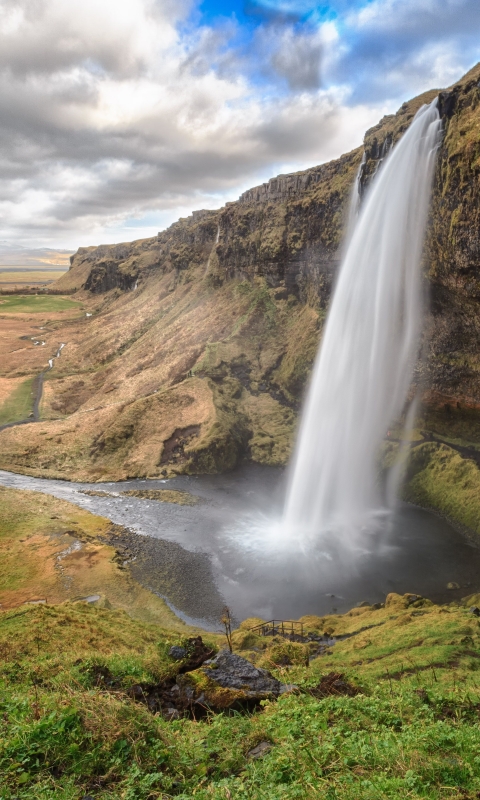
[1, 596, 480, 798]
[0, 65, 479, 489]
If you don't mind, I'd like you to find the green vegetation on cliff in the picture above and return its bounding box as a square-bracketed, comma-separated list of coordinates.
[404, 443, 480, 534]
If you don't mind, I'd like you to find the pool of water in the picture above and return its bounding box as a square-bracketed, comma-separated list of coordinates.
[1, 464, 479, 629]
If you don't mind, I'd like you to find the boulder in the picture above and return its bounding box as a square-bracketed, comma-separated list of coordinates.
[201, 651, 292, 699]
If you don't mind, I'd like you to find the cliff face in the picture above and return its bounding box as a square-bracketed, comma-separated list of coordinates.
[214, 148, 361, 307]
[1, 65, 479, 483]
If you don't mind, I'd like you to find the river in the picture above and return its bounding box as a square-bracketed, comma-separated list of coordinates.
[1, 464, 479, 629]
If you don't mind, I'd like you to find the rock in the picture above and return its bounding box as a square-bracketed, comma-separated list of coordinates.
[168, 637, 216, 671]
[202, 651, 288, 699]
[404, 594, 420, 604]
[447, 582, 460, 590]
[169, 645, 187, 660]
[163, 707, 181, 721]
[470, 606, 480, 617]
[247, 741, 272, 759]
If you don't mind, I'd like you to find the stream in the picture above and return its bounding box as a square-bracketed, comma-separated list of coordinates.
[1, 464, 479, 630]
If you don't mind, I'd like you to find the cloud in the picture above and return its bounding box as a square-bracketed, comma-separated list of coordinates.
[0, 0, 478, 250]
[0, 0, 384, 249]
[257, 24, 324, 90]
[327, 0, 480, 102]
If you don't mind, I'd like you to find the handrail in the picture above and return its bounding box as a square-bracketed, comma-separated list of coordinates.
[249, 619, 305, 638]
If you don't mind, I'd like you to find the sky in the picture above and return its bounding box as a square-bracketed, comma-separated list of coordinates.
[0, 0, 479, 261]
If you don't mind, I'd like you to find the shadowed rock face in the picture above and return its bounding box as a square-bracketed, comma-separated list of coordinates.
[1, 65, 479, 487]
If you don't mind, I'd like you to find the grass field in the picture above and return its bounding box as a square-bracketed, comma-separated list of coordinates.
[0, 377, 34, 424]
[0, 295, 82, 314]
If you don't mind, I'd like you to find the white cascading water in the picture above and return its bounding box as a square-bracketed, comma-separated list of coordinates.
[282, 99, 442, 550]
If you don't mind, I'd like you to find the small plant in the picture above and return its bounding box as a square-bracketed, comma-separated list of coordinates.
[222, 606, 233, 653]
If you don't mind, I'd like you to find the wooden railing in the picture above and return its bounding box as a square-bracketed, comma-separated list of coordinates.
[249, 620, 305, 639]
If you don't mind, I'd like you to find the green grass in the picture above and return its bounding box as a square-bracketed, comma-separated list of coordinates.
[0, 295, 82, 314]
[1, 598, 480, 799]
[0, 378, 35, 424]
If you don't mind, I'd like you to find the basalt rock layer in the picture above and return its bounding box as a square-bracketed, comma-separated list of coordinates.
[0, 65, 479, 487]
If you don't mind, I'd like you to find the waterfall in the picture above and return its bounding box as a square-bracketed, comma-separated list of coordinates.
[344, 151, 365, 248]
[205, 224, 220, 276]
[282, 99, 442, 550]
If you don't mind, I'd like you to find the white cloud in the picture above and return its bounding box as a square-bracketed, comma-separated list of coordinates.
[0, 0, 477, 250]
[0, 0, 387, 249]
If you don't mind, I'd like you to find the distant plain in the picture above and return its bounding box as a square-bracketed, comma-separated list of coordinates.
[0, 266, 68, 289]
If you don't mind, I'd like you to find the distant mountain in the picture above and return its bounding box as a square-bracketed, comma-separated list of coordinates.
[0, 247, 73, 267]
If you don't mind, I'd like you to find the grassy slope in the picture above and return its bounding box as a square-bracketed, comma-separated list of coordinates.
[0, 377, 34, 424]
[1, 491, 480, 798]
[404, 443, 480, 535]
[1, 597, 480, 799]
[0, 275, 313, 481]
[0, 487, 186, 629]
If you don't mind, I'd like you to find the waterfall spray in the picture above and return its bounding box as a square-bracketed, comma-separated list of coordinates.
[282, 100, 442, 549]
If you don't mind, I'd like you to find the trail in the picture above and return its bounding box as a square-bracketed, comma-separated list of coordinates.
[0, 342, 66, 432]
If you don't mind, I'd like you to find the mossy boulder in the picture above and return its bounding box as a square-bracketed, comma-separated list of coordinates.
[198, 650, 293, 705]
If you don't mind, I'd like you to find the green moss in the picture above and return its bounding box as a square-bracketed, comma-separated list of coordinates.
[272, 306, 321, 400]
[187, 378, 251, 473]
[404, 442, 480, 534]
[120, 489, 200, 505]
[246, 396, 295, 466]
[423, 403, 480, 443]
